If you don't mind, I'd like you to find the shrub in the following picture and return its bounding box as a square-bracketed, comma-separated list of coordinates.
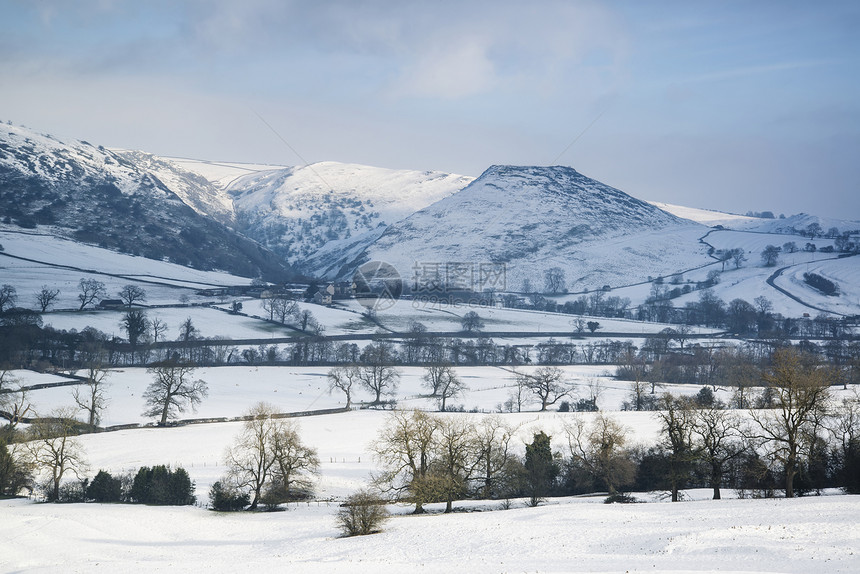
[803, 272, 839, 296]
[573, 398, 598, 412]
[86, 470, 122, 502]
[130, 465, 196, 505]
[209, 480, 250, 511]
[57, 480, 87, 503]
[336, 491, 390, 537]
[604, 492, 638, 504]
[0, 440, 33, 497]
[694, 386, 716, 407]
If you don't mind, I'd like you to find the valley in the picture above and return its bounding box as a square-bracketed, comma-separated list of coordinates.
[1, 123, 859, 574]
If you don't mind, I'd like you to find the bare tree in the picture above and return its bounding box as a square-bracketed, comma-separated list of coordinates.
[327, 366, 358, 408]
[118, 284, 147, 307]
[543, 267, 567, 294]
[142, 358, 208, 425]
[460, 311, 484, 332]
[422, 363, 466, 411]
[749, 348, 832, 497]
[655, 394, 697, 502]
[225, 402, 278, 510]
[177, 317, 199, 343]
[372, 410, 440, 513]
[760, 245, 781, 267]
[266, 418, 319, 504]
[0, 284, 17, 312]
[24, 407, 88, 501]
[829, 392, 860, 491]
[473, 416, 518, 499]
[72, 359, 110, 428]
[34, 286, 60, 313]
[730, 248, 747, 269]
[150, 318, 168, 343]
[586, 378, 604, 408]
[517, 366, 572, 411]
[1, 370, 31, 429]
[404, 321, 429, 363]
[357, 342, 400, 404]
[626, 378, 650, 411]
[691, 405, 747, 499]
[271, 296, 298, 324]
[433, 416, 477, 512]
[298, 309, 316, 330]
[503, 370, 528, 413]
[77, 278, 106, 310]
[261, 297, 276, 321]
[564, 413, 634, 494]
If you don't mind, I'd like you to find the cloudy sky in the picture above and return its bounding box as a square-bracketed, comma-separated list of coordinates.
[2, 0, 858, 219]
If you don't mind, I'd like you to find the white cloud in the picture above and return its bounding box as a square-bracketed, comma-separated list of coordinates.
[393, 39, 497, 99]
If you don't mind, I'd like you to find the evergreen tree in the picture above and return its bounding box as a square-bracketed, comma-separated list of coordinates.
[86, 470, 122, 502]
[524, 431, 558, 506]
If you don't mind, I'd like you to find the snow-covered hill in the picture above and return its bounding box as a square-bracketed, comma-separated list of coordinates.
[0, 123, 295, 281]
[111, 150, 235, 225]
[309, 165, 712, 292]
[223, 161, 474, 267]
[648, 201, 759, 227]
[734, 212, 860, 236]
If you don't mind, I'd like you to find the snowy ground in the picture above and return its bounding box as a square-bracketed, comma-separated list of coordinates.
[42, 306, 294, 341]
[2, 488, 858, 573]
[17, 364, 713, 427]
[0, 229, 250, 309]
[234, 298, 374, 335]
[339, 298, 719, 335]
[777, 257, 860, 315]
[0, 230, 251, 287]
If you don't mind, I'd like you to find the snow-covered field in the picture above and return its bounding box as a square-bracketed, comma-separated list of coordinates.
[2, 491, 858, 574]
[7, 380, 860, 572]
[777, 257, 860, 315]
[42, 306, 292, 341]
[0, 230, 251, 287]
[0, 229, 252, 309]
[17, 364, 686, 426]
[340, 298, 720, 335]
[0, 254, 198, 309]
[235, 299, 374, 335]
[604, 227, 860, 318]
[648, 201, 759, 227]
[16, 364, 859, 497]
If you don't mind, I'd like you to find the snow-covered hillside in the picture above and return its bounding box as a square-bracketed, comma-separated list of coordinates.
[163, 157, 289, 189]
[224, 161, 474, 267]
[112, 150, 235, 224]
[3, 121, 857, 317]
[0, 229, 257, 309]
[734, 212, 860, 236]
[309, 165, 712, 291]
[0, 123, 294, 281]
[648, 201, 758, 227]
